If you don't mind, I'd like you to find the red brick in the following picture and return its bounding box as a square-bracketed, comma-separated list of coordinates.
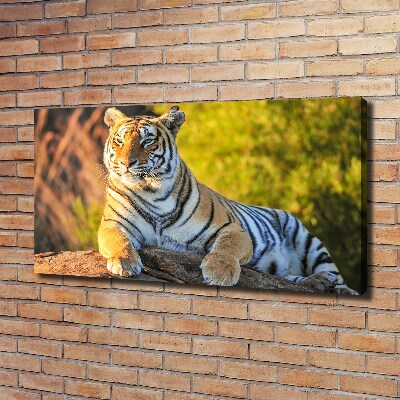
[18, 197, 34, 212]
[88, 69, 135, 85]
[0, 162, 16, 176]
[219, 83, 274, 101]
[251, 385, 307, 400]
[18, 91, 61, 107]
[88, 32, 136, 50]
[0, 318, 39, 336]
[222, 3, 275, 21]
[18, 338, 62, 358]
[339, 37, 397, 56]
[64, 307, 111, 326]
[0, 232, 16, 246]
[0, 59, 15, 74]
[193, 338, 247, 359]
[278, 81, 336, 99]
[165, 316, 217, 335]
[18, 127, 34, 142]
[248, 20, 305, 39]
[191, 24, 244, 43]
[114, 11, 163, 28]
[112, 348, 162, 368]
[19, 373, 63, 393]
[164, 7, 218, 25]
[369, 163, 397, 182]
[0, 337, 16, 352]
[368, 312, 400, 332]
[250, 343, 307, 366]
[68, 16, 111, 33]
[165, 86, 217, 102]
[0, 93, 15, 108]
[280, 0, 338, 16]
[114, 311, 163, 331]
[64, 52, 110, 69]
[40, 35, 85, 53]
[368, 100, 400, 118]
[0, 265, 17, 281]
[0, 179, 33, 195]
[113, 386, 162, 400]
[0, 352, 40, 372]
[18, 21, 65, 37]
[339, 290, 396, 310]
[0, 214, 33, 230]
[368, 354, 400, 376]
[221, 360, 275, 382]
[140, 0, 190, 10]
[43, 359, 86, 378]
[0, 24, 15, 39]
[65, 380, 111, 399]
[192, 64, 244, 82]
[279, 367, 337, 389]
[339, 331, 395, 353]
[138, 67, 189, 83]
[0, 110, 33, 125]
[0, 388, 40, 400]
[41, 286, 86, 305]
[0, 196, 17, 211]
[342, 0, 399, 13]
[64, 89, 111, 105]
[41, 71, 85, 88]
[306, 59, 363, 77]
[140, 370, 190, 392]
[310, 308, 365, 328]
[88, 327, 138, 347]
[277, 326, 336, 347]
[370, 226, 400, 245]
[88, 0, 137, 14]
[0, 248, 33, 264]
[192, 376, 247, 398]
[141, 332, 191, 353]
[0, 300, 16, 316]
[113, 49, 162, 66]
[310, 350, 365, 372]
[340, 374, 397, 397]
[18, 55, 61, 72]
[164, 354, 217, 375]
[192, 297, 247, 319]
[367, 57, 400, 76]
[0, 370, 18, 387]
[0, 74, 38, 91]
[0, 3, 42, 22]
[18, 303, 62, 321]
[219, 320, 274, 341]
[88, 364, 137, 384]
[250, 303, 307, 323]
[41, 323, 87, 342]
[114, 87, 163, 104]
[138, 28, 188, 46]
[64, 343, 109, 363]
[220, 42, 275, 62]
[88, 291, 137, 309]
[45, 0, 86, 18]
[280, 39, 337, 58]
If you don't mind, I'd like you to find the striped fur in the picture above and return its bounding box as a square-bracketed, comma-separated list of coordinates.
[98, 106, 358, 294]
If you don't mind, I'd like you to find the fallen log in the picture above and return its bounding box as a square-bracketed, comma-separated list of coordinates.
[34, 247, 319, 292]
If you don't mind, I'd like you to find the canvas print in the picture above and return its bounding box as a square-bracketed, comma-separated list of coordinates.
[34, 99, 366, 295]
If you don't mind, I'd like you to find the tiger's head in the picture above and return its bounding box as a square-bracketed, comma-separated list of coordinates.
[103, 106, 185, 187]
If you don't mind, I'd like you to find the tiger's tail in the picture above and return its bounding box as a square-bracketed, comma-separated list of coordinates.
[279, 212, 358, 294]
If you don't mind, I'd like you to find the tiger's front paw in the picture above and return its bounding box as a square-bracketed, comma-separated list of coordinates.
[107, 257, 143, 277]
[200, 253, 241, 286]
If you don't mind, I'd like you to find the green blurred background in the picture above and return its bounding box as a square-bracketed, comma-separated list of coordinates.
[35, 98, 363, 291]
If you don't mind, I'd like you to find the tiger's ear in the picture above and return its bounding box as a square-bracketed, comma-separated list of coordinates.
[159, 106, 185, 136]
[104, 107, 127, 128]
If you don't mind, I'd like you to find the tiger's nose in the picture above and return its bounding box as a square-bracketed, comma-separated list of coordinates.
[121, 159, 137, 168]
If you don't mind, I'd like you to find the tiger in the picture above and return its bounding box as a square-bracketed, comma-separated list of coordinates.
[98, 106, 358, 295]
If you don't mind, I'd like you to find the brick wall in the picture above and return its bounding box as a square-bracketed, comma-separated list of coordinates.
[0, 0, 399, 399]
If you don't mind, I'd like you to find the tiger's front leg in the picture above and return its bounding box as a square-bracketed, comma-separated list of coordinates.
[98, 222, 143, 277]
[200, 225, 253, 286]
